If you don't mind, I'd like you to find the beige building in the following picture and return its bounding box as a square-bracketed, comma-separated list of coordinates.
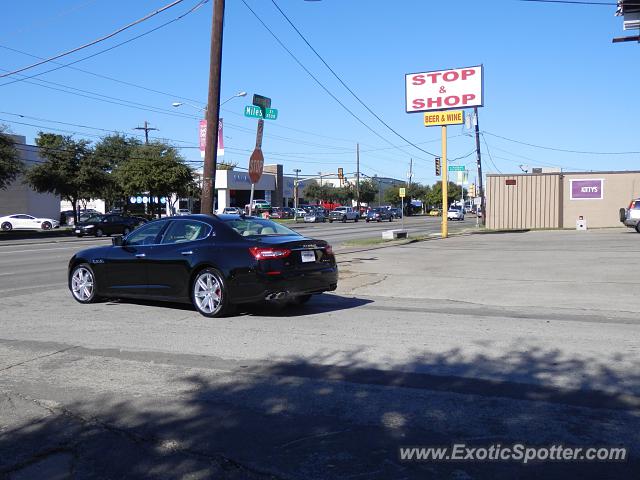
[486, 171, 640, 230]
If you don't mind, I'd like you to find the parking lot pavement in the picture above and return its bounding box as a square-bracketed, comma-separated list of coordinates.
[1, 229, 639, 478]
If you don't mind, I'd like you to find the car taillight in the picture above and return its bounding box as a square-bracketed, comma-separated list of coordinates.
[249, 247, 291, 260]
[324, 244, 334, 255]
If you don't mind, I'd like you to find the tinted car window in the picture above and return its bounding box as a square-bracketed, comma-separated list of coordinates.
[125, 221, 166, 246]
[86, 215, 104, 223]
[161, 220, 210, 244]
[223, 218, 298, 237]
[633, 201, 640, 209]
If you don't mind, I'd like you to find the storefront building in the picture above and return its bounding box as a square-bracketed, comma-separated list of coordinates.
[486, 171, 640, 230]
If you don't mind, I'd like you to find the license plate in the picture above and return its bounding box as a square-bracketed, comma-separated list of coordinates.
[301, 250, 316, 263]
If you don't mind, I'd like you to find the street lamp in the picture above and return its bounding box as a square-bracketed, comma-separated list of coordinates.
[171, 91, 247, 112]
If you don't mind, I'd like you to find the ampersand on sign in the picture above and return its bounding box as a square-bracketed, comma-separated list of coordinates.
[439, 86, 446, 94]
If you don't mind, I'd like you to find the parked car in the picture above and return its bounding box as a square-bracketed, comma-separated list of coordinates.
[620, 198, 640, 233]
[175, 208, 191, 216]
[365, 208, 393, 222]
[447, 206, 465, 221]
[389, 207, 402, 219]
[68, 214, 338, 317]
[428, 208, 442, 216]
[328, 206, 359, 223]
[221, 207, 243, 215]
[74, 214, 146, 237]
[0, 214, 60, 231]
[271, 207, 293, 219]
[304, 208, 327, 223]
[293, 208, 307, 218]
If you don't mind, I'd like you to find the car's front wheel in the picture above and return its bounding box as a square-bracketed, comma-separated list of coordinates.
[636, 223, 640, 234]
[41, 221, 52, 230]
[1, 222, 12, 231]
[95, 228, 104, 237]
[70, 263, 100, 304]
[192, 268, 231, 318]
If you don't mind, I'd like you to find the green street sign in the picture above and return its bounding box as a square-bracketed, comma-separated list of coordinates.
[448, 165, 466, 171]
[244, 105, 278, 120]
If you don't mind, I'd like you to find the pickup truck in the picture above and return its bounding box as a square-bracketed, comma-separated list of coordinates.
[328, 206, 359, 223]
[244, 199, 271, 215]
[620, 198, 640, 233]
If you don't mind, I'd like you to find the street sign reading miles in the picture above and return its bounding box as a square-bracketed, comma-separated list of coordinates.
[244, 105, 278, 120]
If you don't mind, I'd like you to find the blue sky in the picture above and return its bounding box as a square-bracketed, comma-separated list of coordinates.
[1, 0, 638, 186]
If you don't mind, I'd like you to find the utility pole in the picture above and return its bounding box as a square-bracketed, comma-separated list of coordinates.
[474, 106, 485, 225]
[356, 143, 360, 214]
[133, 120, 158, 145]
[200, 0, 225, 215]
[293, 168, 301, 221]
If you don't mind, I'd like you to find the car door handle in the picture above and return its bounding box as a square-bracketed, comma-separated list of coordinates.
[181, 251, 193, 255]
[135, 253, 146, 258]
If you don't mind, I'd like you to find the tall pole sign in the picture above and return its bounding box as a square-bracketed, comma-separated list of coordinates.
[405, 65, 484, 238]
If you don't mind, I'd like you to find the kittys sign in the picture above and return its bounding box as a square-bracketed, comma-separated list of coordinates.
[405, 65, 483, 113]
[570, 179, 603, 200]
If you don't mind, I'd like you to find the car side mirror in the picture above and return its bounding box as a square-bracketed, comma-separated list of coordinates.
[112, 236, 124, 246]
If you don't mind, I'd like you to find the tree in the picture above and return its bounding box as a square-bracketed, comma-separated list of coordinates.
[425, 181, 466, 208]
[357, 180, 377, 205]
[115, 142, 195, 218]
[25, 133, 106, 223]
[0, 125, 23, 190]
[302, 180, 322, 203]
[93, 134, 141, 209]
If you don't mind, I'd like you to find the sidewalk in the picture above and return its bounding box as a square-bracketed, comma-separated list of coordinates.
[335, 228, 640, 314]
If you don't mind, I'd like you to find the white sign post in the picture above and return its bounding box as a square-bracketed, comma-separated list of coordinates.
[405, 65, 483, 113]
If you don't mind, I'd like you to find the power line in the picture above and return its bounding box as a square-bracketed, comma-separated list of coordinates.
[0, 0, 188, 79]
[518, 0, 621, 5]
[483, 131, 640, 155]
[0, 0, 208, 87]
[270, 0, 438, 159]
[239, 0, 430, 164]
[480, 133, 502, 174]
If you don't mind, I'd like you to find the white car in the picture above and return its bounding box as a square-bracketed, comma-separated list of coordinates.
[447, 207, 465, 221]
[175, 208, 191, 216]
[221, 207, 243, 215]
[0, 214, 60, 231]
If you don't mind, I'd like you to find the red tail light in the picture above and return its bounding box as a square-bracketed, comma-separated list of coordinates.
[249, 247, 291, 260]
[324, 244, 334, 255]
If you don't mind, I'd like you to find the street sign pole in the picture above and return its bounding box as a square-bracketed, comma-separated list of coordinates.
[442, 125, 448, 238]
[248, 118, 265, 215]
[401, 196, 404, 230]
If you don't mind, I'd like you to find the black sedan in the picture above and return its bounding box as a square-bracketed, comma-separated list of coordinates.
[68, 214, 338, 317]
[365, 208, 393, 222]
[74, 214, 146, 237]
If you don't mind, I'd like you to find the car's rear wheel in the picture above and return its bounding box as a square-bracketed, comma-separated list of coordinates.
[329, 219, 333, 223]
[70, 263, 100, 304]
[342, 216, 347, 223]
[95, 228, 104, 237]
[41, 221, 52, 230]
[192, 268, 231, 318]
[355, 217, 359, 222]
[636, 223, 640, 234]
[1, 222, 12, 231]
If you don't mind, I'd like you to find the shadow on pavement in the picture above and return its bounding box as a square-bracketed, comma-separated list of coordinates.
[104, 293, 373, 318]
[1, 345, 638, 479]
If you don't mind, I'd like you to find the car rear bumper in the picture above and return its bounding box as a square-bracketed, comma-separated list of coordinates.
[623, 218, 639, 227]
[230, 266, 339, 304]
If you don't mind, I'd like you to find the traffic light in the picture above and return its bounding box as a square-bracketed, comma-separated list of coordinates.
[435, 157, 441, 176]
[468, 184, 476, 197]
[338, 167, 344, 179]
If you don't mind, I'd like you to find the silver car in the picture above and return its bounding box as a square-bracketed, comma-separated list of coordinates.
[620, 199, 640, 233]
[304, 208, 327, 223]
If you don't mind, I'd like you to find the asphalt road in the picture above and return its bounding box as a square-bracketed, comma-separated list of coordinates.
[1, 228, 638, 479]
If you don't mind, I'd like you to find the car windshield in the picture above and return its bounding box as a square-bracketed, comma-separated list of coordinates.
[85, 215, 104, 222]
[222, 218, 298, 237]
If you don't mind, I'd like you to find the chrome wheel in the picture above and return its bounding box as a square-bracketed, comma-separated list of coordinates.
[193, 271, 223, 316]
[71, 266, 95, 302]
